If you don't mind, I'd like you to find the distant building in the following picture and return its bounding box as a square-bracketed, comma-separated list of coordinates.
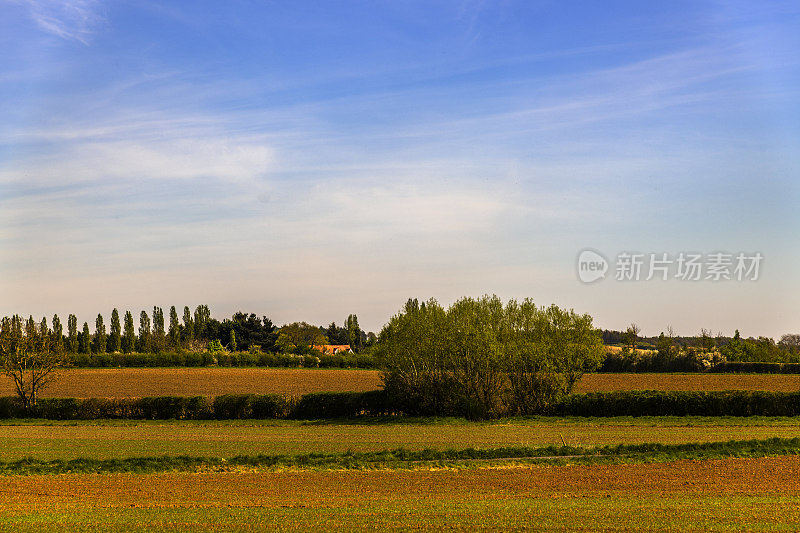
[312, 344, 353, 355]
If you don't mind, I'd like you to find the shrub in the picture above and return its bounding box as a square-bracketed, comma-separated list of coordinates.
[212, 394, 289, 419]
[290, 390, 392, 419]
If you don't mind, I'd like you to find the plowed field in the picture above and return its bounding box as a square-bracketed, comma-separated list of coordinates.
[2, 369, 798, 398]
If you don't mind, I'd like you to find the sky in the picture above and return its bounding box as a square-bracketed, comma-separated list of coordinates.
[1, 1, 798, 337]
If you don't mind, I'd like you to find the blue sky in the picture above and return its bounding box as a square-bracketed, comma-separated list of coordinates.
[1, 1, 798, 336]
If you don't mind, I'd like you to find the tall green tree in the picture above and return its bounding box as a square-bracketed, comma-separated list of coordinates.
[25, 316, 37, 342]
[109, 309, 122, 353]
[346, 314, 362, 351]
[79, 322, 91, 354]
[39, 316, 49, 341]
[152, 306, 166, 352]
[122, 311, 136, 353]
[93, 314, 107, 354]
[182, 306, 194, 345]
[51, 314, 64, 353]
[194, 305, 210, 341]
[138, 311, 151, 353]
[67, 314, 78, 353]
[378, 295, 604, 419]
[168, 306, 180, 348]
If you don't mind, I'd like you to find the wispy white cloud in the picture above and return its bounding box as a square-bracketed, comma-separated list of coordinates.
[18, 0, 104, 44]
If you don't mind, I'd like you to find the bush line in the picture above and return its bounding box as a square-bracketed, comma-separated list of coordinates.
[3, 390, 800, 419]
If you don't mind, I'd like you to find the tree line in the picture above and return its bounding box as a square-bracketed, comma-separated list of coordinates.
[0, 305, 375, 356]
[602, 327, 800, 364]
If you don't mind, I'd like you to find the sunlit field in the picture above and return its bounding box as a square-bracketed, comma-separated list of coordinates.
[2, 457, 800, 531]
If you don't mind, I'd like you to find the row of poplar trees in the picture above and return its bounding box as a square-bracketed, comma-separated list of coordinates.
[4, 305, 214, 354]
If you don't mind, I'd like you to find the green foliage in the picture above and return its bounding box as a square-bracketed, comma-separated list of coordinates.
[229, 330, 237, 352]
[711, 362, 800, 374]
[67, 314, 78, 353]
[276, 322, 328, 351]
[168, 306, 180, 348]
[51, 314, 64, 353]
[552, 390, 800, 417]
[0, 317, 68, 409]
[212, 394, 289, 419]
[93, 313, 107, 354]
[79, 322, 91, 354]
[378, 296, 605, 419]
[138, 311, 151, 353]
[182, 306, 194, 345]
[207, 340, 225, 354]
[152, 306, 166, 353]
[292, 390, 391, 419]
[109, 309, 122, 353]
[122, 311, 136, 353]
[4, 389, 800, 420]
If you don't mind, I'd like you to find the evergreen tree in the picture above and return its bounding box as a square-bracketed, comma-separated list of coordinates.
[94, 314, 107, 354]
[168, 306, 180, 348]
[138, 311, 151, 353]
[182, 306, 194, 345]
[109, 308, 122, 353]
[67, 314, 78, 353]
[122, 311, 136, 353]
[51, 314, 64, 353]
[79, 322, 91, 354]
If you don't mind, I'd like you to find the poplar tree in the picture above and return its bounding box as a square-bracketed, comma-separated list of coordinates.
[25, 316, 37, 341]
[153, 306, 165, 352]
[194, 305, 210, 341]
[52, 314, 64, 353]
[94, 314, 107, 354]
[168, 306, 180, 348]
[79, 322, 91, 354]
[122, 311, 136, 353]
[346, 314, 362, 352]
[109, 308, 122, 353]
[67, 314, 78, 353]
[182, 306, 194, 345]
[138, 311, 151, 353]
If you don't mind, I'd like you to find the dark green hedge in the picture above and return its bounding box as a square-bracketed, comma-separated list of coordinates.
[550, 390, 800, 417]
[0, 391, 391, 420]
[709, 362, 800, 374]
[3, 390, 799, 420]
[292, 390, 394, 418]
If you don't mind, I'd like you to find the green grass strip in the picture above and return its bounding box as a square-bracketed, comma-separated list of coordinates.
[3, 437, 800, 475]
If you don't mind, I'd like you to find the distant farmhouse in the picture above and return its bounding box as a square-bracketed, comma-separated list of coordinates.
[312, 344, 353, 355]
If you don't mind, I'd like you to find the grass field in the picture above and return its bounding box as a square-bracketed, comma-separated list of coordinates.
[1, 456, 799, 531]
[1, 416, 799, 461]
[5, 368, 800, 398]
